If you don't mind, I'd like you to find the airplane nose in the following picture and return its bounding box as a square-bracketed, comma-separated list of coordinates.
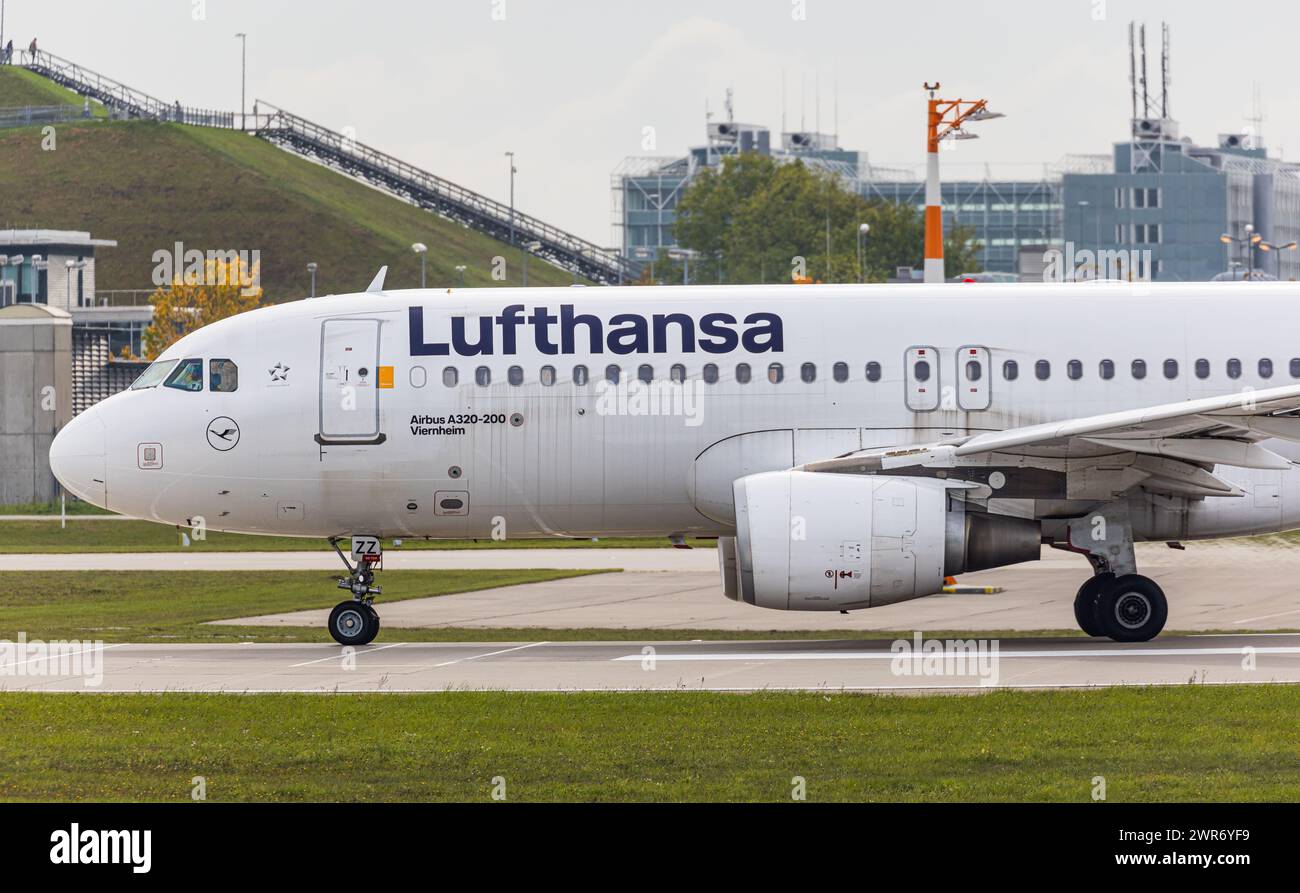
[49, 406, 108, 509]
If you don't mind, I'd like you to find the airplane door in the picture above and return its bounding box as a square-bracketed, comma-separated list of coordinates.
[319, 318, 385, 444]
[956, 345, 991, 411]
[904, 346, 941, 412]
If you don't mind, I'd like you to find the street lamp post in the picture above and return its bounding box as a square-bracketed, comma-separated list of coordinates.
[632, 248, 655, 284]
[306, 262, 317, 298]
[64, 259, 86, 308]
[1258, 239, 1298, 278]
[522, 241, 541, 287]
[857, 223, 870, 283]
[1220, 224, 1263, 279]
[505, 151, 516, 247]
[455, 265, 467, 287]
[235, 33, 247, 131]
[668, 248, 699, 286]
[411, 243, 428, 288]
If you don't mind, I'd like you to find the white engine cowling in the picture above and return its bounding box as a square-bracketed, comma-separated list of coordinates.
[725, 471, 1040, 611]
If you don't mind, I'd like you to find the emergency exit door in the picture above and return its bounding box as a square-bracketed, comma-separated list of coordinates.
[904, 346, 941, 411]
[318, 318, 385, 445]
[956, 346, 991, 411]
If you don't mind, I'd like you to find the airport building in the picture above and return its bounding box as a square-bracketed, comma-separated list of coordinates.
[0, 229, 150, 417]
[0, 304, 72, 505]
[614, 115, 1300, 284]
[613, 27, 1300, 283]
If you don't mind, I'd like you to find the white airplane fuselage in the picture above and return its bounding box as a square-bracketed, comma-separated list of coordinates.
[49, 282, 1300, 544]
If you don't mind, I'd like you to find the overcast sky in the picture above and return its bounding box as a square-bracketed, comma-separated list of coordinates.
[9, 1, 1299, 244]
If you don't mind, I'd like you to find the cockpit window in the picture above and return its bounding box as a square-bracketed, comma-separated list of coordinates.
[210, 359, 238, 392]
[130, 359, 178, 390]
[164, 358, 204, 392]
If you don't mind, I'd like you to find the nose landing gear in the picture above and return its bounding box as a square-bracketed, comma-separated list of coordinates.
[327, 537, 383, 646]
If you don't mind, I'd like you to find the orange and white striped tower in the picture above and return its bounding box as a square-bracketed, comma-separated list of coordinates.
[922, 84, 1002, 284]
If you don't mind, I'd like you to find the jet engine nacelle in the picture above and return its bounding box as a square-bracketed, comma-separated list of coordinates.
[721, 471, 1040, 611]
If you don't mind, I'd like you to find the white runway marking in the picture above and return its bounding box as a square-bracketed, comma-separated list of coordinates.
[432, 641, 549, 668]
[1233, 607, 1300, 625]
[614, 645, 1300, 662]
[288, 643, 405, 668]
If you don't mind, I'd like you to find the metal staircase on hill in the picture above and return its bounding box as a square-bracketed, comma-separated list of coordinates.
[14, 49, 629, 285]
[253, 102, 629, 285]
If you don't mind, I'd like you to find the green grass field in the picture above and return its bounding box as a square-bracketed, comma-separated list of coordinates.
[0, 569, 608, 643]
[0, 686, 1295, 801]
[0, 500, 111, 516]
[0, 116, 578, 299]
[0, 66, 107, 115]
[0, 519, 694, 552]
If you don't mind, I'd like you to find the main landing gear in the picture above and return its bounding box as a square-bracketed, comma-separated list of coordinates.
[1073, 573, 1168, 642]
[1055, 504, 1169, 642]
[327, 537, 383, 646]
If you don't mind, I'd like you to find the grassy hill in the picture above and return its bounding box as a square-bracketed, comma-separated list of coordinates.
[0, 72, 578, 297]
[0, 66, 106, 114]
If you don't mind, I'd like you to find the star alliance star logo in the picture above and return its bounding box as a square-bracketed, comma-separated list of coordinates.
[269, 362, 290, 385]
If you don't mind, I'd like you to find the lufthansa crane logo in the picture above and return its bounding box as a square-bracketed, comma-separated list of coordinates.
[206, 417, 241, 451]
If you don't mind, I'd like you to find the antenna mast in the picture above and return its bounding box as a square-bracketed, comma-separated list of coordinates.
[1139, 23, 1150, 118]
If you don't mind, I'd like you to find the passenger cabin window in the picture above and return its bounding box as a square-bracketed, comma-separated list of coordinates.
[475, 366, 491, 387]
[1131, 359, 1147, 380]
[209, 359, 238, 392]
[131, 359, 178, 390]
[833, 362, 849, 383]
[1002, 360, 1019, 381]
[1227, 359, 1242, 380]
[703, 363, 719, 384]
[966, 360, 983, 382]
[865, 362, 882, 383]
[1163, 359, 1179, 380]
[508, 366, 524, 386]
[1100, 360, 1115, 380]
[768, 363, 784, 384]
[670, 364, 686, 384]
[1067, 360, 1082, 381]
[637, 364, 654, 384]
[443, 367, 459, 387]
[1195, 359, 1210, 380]
[1035, 360, 1051, 381]
[736, 363, 752, 384]
[573, 365, 589, 386]
[164, 358, 204, 392]
[1260, 358, 1274, 379]
[540, 365, 556, 387]
[605, 364, 621, 384]
[913, 360, 932, 383]
[801, 363, 816, 383]
[1291, 358, 1300, 379]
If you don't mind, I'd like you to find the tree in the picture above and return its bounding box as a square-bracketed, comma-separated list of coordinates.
[143, 256, 263, 359]
[670, 153, 980, 284]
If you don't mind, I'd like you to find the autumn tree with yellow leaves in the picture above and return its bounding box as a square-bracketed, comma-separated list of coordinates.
[143, 255, 263, 360]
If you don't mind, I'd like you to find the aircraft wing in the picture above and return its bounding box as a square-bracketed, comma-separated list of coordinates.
[802, 384, 1300, 500]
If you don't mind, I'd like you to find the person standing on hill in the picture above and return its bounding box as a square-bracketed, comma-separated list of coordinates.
[28, 38, 38, 59]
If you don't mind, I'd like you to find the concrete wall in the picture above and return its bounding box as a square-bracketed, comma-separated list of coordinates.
[0, 305, 73, 505]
